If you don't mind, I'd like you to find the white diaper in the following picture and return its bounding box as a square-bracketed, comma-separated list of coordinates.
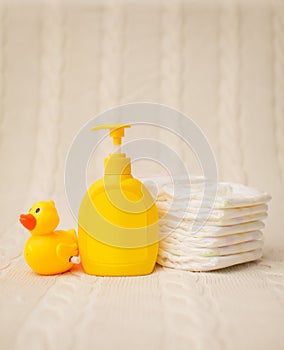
[163, 230, 263, 248]
[160, 211, 267, 226]
[157, 249, 263, 272]
[159, 219, 265, 237]
[143, 177, 271, 208]
[157, 202, 268, 219]
[159, 239, 263, 258]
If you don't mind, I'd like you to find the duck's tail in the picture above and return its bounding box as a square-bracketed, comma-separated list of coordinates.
[70, 255, 80, 264]
[67, 228, 77, 239]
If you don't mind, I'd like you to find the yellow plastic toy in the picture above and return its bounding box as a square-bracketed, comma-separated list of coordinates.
[19, 200, 80, 275]
[78, 124, 159, 276]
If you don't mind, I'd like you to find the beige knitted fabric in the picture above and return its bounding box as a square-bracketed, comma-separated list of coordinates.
[0, 0, 284, 349]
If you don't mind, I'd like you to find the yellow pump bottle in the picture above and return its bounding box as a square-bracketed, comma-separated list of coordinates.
[78, 124, 159, 276]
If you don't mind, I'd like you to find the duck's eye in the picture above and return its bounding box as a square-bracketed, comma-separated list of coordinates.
[35, 208, 40, 214]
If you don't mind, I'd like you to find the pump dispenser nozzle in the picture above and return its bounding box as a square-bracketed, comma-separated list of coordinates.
[91, 124, 131, 175]
[91, 124, 130, 145]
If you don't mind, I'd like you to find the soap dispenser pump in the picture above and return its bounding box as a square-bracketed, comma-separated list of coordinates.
[78, 124, 159, 276]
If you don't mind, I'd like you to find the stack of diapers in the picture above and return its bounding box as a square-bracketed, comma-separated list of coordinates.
[142, 176, 271, 271]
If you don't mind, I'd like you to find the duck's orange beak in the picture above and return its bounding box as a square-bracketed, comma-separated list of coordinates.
[19, 214, 37, 231]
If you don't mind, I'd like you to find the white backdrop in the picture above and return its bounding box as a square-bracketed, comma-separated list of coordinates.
[1, 1, 284, 349]
[1, 0, 283, 248]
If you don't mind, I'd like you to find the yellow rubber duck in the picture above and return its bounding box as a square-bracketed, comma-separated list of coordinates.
[19, 200, 80, 275]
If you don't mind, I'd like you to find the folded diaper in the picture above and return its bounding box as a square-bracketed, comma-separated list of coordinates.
[158, 202, 268, 219]
[164, 230, 263, 248]
[157, 249, 264, 272]
[159, 239, 264, 258]
[159, 219, 265, 237]
[160, 212, 267, 226]
[142, 176, 271, 271]
[144, 177, 271, 208]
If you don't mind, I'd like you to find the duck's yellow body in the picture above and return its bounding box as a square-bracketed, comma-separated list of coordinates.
[20, 201, 79, 275]
[24, 229, 77, 275]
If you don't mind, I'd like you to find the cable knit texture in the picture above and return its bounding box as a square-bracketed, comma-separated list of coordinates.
[218, 2, 247, 183]
[0, 1, 284, 349]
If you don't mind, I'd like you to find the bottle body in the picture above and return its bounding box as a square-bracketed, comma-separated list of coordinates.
[78, 174, 159, 276]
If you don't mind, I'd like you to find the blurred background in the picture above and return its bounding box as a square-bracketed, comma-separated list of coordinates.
[0, 0, 283, 250]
